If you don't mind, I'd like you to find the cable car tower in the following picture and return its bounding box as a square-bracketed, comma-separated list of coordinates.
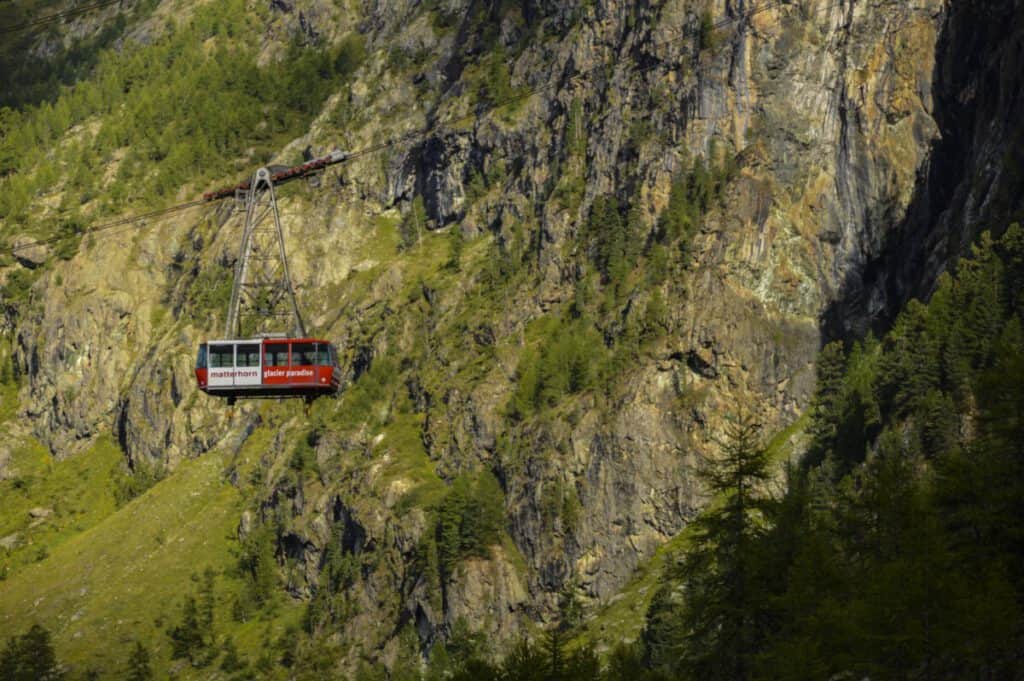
[225, 166, 305, 339]
[194, 151, 348, 404]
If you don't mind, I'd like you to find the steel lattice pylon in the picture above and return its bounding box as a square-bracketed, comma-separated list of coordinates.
[224, 167, 306, 339]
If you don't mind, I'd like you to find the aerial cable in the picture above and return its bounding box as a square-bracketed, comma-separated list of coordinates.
[9, 200, 205, 254]
[0, 0, 127, 35]
[10, 0, 854, 256]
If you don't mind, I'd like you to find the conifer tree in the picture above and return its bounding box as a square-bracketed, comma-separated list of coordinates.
[168, 595, 205, 663]
[665, 413, 772, 681]
[0, 624, 62, 681]
[199, 567, 216, 638]
[126, 641, 152, 681]
[447, 226, 465, 271]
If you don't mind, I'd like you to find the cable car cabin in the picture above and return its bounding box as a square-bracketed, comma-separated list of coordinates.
[195, 338, 340, 403]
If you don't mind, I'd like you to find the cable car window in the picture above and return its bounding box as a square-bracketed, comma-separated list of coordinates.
[292, 343, 316, 366]
[266, 344, 289, 367]
[209, 345, 235, 368]
[236, 344, 260, 367]
[196, 345, 207, 369]
[314, 343, 330, 366]
[329, 345, 337, 366]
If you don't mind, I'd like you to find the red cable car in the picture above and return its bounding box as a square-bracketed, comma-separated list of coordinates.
[195, 162, 349, 406]
[195, 337, 340, 403]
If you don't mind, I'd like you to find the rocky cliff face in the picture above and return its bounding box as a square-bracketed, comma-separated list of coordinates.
[825, 0, 1024, 337]
[4, 0, 1020, 669]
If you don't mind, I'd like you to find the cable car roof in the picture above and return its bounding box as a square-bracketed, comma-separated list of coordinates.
[201, 337, 335, 344]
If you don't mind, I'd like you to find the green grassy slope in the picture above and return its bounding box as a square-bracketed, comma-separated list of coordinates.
[0, 430, 298, 677]
[0, 436, 121, 578]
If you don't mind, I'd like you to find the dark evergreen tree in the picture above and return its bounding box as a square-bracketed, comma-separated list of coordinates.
[239, 524, 279, 609]
[652, 413, 772, 681]
[220, 637, 246, 673]
[199, 567, 216, 637]
[641, 582, 687, 671]
[585, 195, 628, 288]
[125, 641, 152, 681]
[500, 639, 546, 681]
[804, 340, 846, 467]
[436, 472, 506, 579]
[447, 225, 465, 271]
[167, 595, 206, 664]
[0, 624, 62, 681]
[657, 173, 694, 247]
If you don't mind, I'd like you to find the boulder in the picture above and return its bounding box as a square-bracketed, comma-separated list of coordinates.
[11, 235, 50, 269]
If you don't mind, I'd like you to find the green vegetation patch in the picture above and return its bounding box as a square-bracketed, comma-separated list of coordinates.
[0, 435, 122, 580]
[636, 226, 1024, 680]
[573, 529, 694, 652]
[0, 443, 248, 676]
[435, 471, 505, 578]
[378, 413, 447, 511]
[0, 0, 358, 239]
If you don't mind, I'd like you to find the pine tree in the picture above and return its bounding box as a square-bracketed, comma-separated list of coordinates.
[805, 341, 846, 465]
[168, 596, 205, 663]
[643, 289, 668, 341]
[545, 627, 565, 679]
[657, 173, 693, 245]
[239, 525, 279, 609]
[125, 641, 152, 681]
[688, 156, 713, 214]
[499, 639, 546, 681]
[667, 413, 773, 681]
[0, 624, 62, 681]
[447, 226, 465, 271]
[198, 567, 215, 639]
[585, 195, 626, 286]
[641, 581, 688, 671]
[220, 638, 245, 672]
[996, 222, 1024, 317]
[510, 348, 540, 418]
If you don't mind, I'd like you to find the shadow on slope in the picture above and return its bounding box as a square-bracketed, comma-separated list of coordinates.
[822, 0, 1024, 341]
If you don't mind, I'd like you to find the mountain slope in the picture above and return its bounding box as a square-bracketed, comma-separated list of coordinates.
[1, 0, 1022, 677]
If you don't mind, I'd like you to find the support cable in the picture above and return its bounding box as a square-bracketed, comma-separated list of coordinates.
[0, 0, 126, 35]
[9, 0, 856, 257]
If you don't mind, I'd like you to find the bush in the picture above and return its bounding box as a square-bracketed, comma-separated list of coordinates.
[698, 10, 719, 52]
[333, 33, 366, 79]
[435, 472, 505, 578]
[113, 460, 164, 507]
[509, 318, 605, 418]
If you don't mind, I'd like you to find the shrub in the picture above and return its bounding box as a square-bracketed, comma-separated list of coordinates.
[113, 460, 165, 507]
[435, 472, 505, 578]
[333, 33, 366, 79]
